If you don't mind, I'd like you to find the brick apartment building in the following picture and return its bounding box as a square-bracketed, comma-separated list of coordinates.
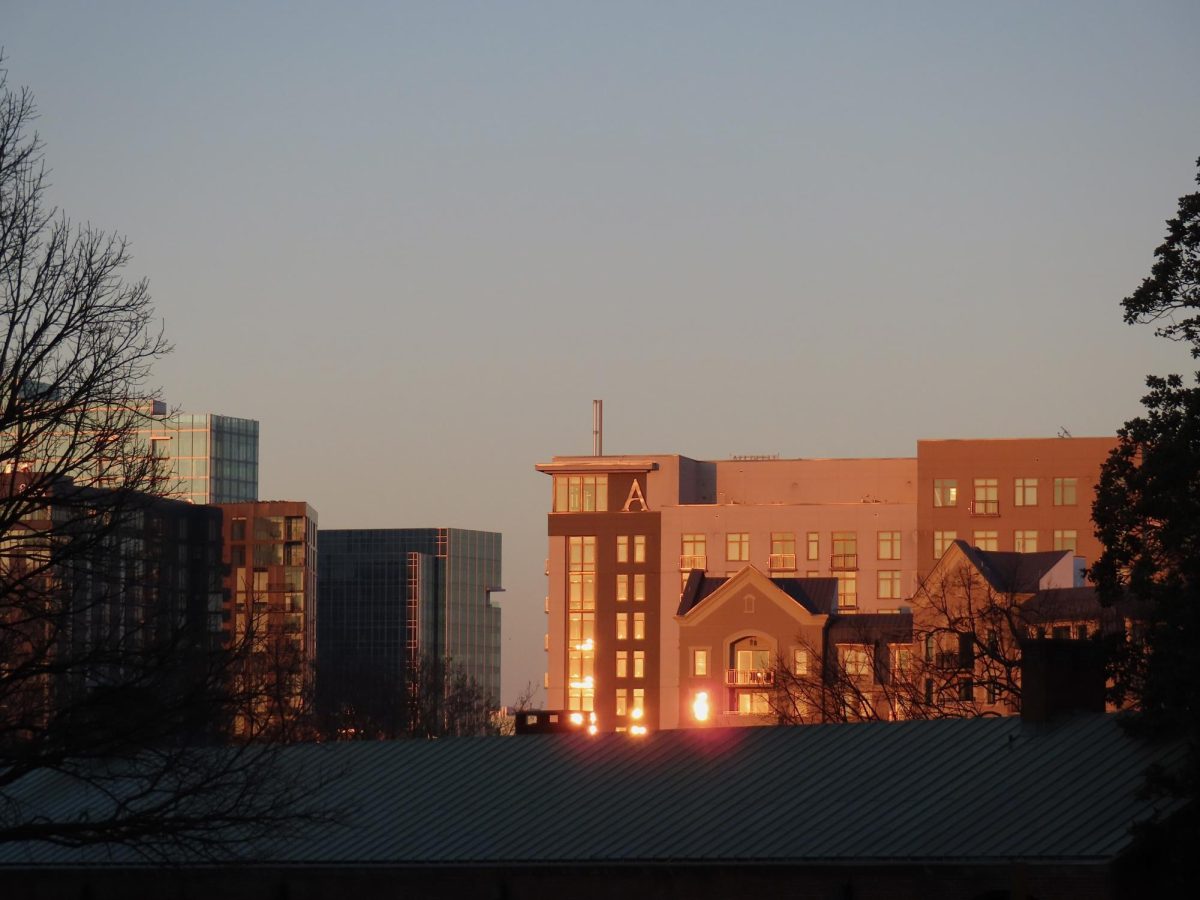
[536, 437, 1115, 731]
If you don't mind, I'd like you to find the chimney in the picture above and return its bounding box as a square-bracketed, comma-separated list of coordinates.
[1020, 639, 1106, 722]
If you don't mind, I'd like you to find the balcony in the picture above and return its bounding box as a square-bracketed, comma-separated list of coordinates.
[969, 501, 999, 517]
[725, 668, 775, 687]
[679, 554, 707, 571]
[830, 553, 858, 571]
[768, 553, 797, 572]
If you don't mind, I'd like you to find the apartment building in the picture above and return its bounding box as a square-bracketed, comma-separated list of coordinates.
[536, 436, 1116, 732]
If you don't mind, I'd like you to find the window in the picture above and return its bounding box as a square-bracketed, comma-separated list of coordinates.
[616, 650, 628, 678]
[806, 532, 819, 561]
[1076, 624, 1089, 640]
[924, 634, 935, 662]
[568, 537, 596, 610]
[615, 689, 627, 716]
[568, 536, 597, 712]
[831, 532, 857, 570]
[633, 535, 646, 564]
[632, 688, 644, 717]
[633, 573, 645, 602]
[933, 479, 958, 508]
[878, 570, 901, 600]
[933, 530, 956, 558]
[616, 536, 628, 563]
[737, 692, 770, 715]
[692, 648, 708, 676]
[616, 613, 628, 641]
[958, 679, 974, 702]
[878, 530, 901, 560]
[726, 532, 749, 562]
[633, 650, 645, 678]
[1014, 478, 1038, 507]
[680, 534, 706, 570]
[973, 478, 998, 515]
[836, 572, 857, 609]
[792, 648, 809, 675]
[973, 531, 998, 551]
[554, 474, 608, 512]
[770, 532, 796, 571]
[1054, 529, 1078, 552]
[616, 574, 628, 602]
[891, 646, 911, 683]
[1054, 476, 1078, 506]
[633, 612, 645, 640]
[1014, 530, 1037, 553]
[839, 646, 871, 678]
[231, 517, 247, 541]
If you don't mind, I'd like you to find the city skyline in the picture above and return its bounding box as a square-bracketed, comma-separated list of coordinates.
[4, 2, 1200, 701]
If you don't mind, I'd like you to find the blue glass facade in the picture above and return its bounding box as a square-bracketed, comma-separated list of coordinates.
[317, 528, 502, 716]
[138, 412, 258, 504]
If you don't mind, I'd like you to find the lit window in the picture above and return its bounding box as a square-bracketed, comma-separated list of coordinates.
[839, 646, 871, 678]
[616, 613, 628, 641]
[1014, 530, 1037, 553]
[877, 530, 901, 560]
[973, 531, 998, 552]
[891, 646, 911, 682]
[1014, 478, 1038, 507]
[878, 570, 901, 600]
[831, 532, 857, 570]
[633, 573, 645, 602]
[933, 478, 958, 507]
[1054, 529, 1078, 552]
[616, 574, 628, 602]
[633, 612, 645, 640]
[726, 532, 749, 562]
[806, 570, 818, 577]
[680, 534, 706, 570]
[632, 688, 644, 718]
[633, 650, 645, 679]
[616, 689, 627, 716]
[1054, 477, 1078, 506]
[933, 530, 956, 558]
[616, 536, 628, 563]
[568, 536, 596, 611]
[633, 535, 646, 564]
[837, 572, 857, 609]
[616, 651, 628, 678]
[692, 648, 708, 676]
[737, 692, 770, 715]
[806, 532, 819, 561]
[567, 536, 597, 712]
[770, 532, 796, 572]
[554, 474, 609, 512]
[792, 648, 809, 675]
[973, 478, 998, 515]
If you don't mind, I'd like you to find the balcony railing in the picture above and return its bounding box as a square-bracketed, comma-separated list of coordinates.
[679, 554, 707, 571]
[969, 501, 999, 516]
[725, 668, 775, 686]
[830, 553, 858, 571]
[768, 553, 797, 571]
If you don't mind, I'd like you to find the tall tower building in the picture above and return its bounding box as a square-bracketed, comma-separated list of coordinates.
[137, 402, 259, 504]
[317, 528, 502, 726]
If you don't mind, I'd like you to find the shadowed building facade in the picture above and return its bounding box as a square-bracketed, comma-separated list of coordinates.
[317, 529, 502, 726]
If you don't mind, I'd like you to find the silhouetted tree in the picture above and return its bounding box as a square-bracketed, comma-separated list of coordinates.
[1, 63, 324, 856]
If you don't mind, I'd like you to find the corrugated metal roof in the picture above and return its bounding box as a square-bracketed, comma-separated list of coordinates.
[0, 714, 1184, 868]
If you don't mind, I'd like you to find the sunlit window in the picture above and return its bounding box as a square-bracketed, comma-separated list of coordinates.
[933, 530, 956, 558]
[1014, 530, 1037, 553]
[1054, 529, 1077, 552]
[726, 532, 749, 562]
[933, 478, 957, 507]
[554, 474, 608, 512]
[692, 648, 708, 676]
[973, 478, 998, 515]
[1014, 478, 1038, 507]
[878, 570, 901, 600]
[1054, 477, 1078, 506]
[877, 530, 901, 560]
[973, 531, 998, 552]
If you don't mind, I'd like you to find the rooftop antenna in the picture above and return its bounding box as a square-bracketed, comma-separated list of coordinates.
[592, 399, 603, 457]
[1058, 427, 1073, 438]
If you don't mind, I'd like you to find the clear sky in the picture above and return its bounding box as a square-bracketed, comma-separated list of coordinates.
[4, 1, 1199, 703]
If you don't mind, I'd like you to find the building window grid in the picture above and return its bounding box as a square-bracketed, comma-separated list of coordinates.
[1054, 529, 1078, 552]
[692, 648, 708, 676]
[933, 530, 957, 559]
[831, 532, 857, 570]
[877, 530, 901, 561]
[726, 533, 749, 562]
[973, 478, 999, 516]
[933, 478, 958, 508]
[1054, 477, 1078, 506]
[973, 531, 998, 552]
[837, 572, 857, 610]
[1014, 478, 1038, 507]
[878, 570, 901, 600]
[554, 474, 608, 513]
[1014, 530, 1038, 553]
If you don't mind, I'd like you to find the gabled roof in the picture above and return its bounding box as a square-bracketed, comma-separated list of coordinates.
[676, 567, 837, 617]
[952, 541, 1072, 593]
[0, 715, 1184, 868]
[827, 612, 913, 645]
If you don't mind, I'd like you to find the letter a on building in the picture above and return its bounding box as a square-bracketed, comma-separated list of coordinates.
[623, 479, 648, 512]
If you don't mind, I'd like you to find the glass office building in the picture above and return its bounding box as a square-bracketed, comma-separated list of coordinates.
[317, 528, 503, 721]
[137, 409, 259, 504]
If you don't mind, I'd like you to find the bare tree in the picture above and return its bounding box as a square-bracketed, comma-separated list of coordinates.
[0, 63, 325, 855]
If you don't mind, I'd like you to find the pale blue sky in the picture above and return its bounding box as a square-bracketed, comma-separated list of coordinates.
[4, 1, 1199, 701]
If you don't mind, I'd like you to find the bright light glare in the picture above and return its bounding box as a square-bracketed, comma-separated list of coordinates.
[630, 707, 644, 721]
[569, 712, 584, 726]
[692, 691, 710, 722]
[630, 725, 648, 736]
[587, 724, 598, 736]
